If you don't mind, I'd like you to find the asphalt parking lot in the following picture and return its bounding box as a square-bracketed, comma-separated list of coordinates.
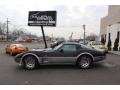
[0, 42, 120, 85]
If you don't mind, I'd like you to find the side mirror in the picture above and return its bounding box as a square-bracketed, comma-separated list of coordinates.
[60, 49, 63, 53]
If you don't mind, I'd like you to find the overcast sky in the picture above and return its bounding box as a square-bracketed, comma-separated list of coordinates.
[0, 0, 112, 39]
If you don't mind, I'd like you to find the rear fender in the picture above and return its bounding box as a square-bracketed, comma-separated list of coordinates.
[77, 53, 94, 61]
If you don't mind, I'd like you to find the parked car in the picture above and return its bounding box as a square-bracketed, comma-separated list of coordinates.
[25, 38, 32, 43]
[14, 42, 106, 70]
[5, 44, 29, 55]
[87, 41, 108, 53]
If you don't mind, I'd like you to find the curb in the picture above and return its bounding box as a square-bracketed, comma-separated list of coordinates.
[108, 51, 120, 56]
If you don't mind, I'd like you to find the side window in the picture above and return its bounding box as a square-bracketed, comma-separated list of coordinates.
[80, 44, 89, 49]
[76, 45, 82, 49]
[61, 45, 76, 52]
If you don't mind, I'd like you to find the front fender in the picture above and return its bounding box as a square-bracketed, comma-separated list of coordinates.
[21, 53, 42, 64]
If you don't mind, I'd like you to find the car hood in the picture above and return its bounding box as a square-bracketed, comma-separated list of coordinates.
[15, 48, 55, 59]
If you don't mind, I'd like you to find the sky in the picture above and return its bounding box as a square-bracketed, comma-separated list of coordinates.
[0, 0, 116, 40]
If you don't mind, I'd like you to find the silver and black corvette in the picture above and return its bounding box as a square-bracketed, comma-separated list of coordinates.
[14, 42, 106, 70]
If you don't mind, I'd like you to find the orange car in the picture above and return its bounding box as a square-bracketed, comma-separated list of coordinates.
[5, 44, 29, 55]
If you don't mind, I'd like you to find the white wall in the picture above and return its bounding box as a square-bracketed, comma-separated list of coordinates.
[105, 27, 109, 48]
[105, 23, 120, 50]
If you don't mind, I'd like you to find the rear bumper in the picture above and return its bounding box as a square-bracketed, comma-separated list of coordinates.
[13, 50, 28, 54]
[93, 56, 106, 62]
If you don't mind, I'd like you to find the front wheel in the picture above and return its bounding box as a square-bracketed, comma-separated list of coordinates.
[23, 55, 39, 70]
[77, 55, 92, 69]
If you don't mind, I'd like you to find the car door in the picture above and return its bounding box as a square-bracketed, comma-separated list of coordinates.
[47, 44, 77, 63]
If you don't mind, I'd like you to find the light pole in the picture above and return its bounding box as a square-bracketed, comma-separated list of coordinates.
[6, 18, 9, 41]
[82, 24, 86, 45]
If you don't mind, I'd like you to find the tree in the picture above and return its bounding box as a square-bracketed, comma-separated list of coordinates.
[0, 22, 6, 35]
[101, 37, 105, 45]
[86, 33, 98, 41]
[107, 33, 112, 50]
[113, 32, 119, 51]
[11, 28, 26, 36]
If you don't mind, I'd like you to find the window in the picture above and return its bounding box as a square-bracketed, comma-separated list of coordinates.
[80, 44, 90, 49]
[92, 41, 103, 45]
[61, 44, 76, 52]
[53, 43, 63, 50]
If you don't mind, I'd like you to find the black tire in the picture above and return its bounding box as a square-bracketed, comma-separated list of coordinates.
[76, 55, 92, 69]
[23, 55, 39, 70]
[10, 51, 14, 56]
[5, 50, 8, 54]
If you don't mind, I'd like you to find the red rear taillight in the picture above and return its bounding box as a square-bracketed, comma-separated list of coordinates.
[15, 47, 17, 49]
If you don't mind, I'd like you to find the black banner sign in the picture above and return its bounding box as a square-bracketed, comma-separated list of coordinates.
[28, 11, 57, 26]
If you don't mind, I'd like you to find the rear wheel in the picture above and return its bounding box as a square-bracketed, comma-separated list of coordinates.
[5, 50, 8, 54]
[77, 55, 92, 69]
[23, 55, 39, 70]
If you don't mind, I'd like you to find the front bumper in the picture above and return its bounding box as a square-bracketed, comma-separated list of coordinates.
[14, 53, 24, 63]
[14, 57, 21, 63]
[14, 57, 24, 66]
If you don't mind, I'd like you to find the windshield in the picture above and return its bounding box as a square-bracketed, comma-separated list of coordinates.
[53, 43, 63, 50]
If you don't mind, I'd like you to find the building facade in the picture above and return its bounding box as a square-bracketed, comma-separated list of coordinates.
[100, 5, 120, 51]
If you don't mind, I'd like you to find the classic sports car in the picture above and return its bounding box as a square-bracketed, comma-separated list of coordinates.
[5, 44, 28, 55]
[14, 42, 106, 70]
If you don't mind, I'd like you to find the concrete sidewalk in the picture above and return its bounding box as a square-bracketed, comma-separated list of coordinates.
[109, 51, 120, 56]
